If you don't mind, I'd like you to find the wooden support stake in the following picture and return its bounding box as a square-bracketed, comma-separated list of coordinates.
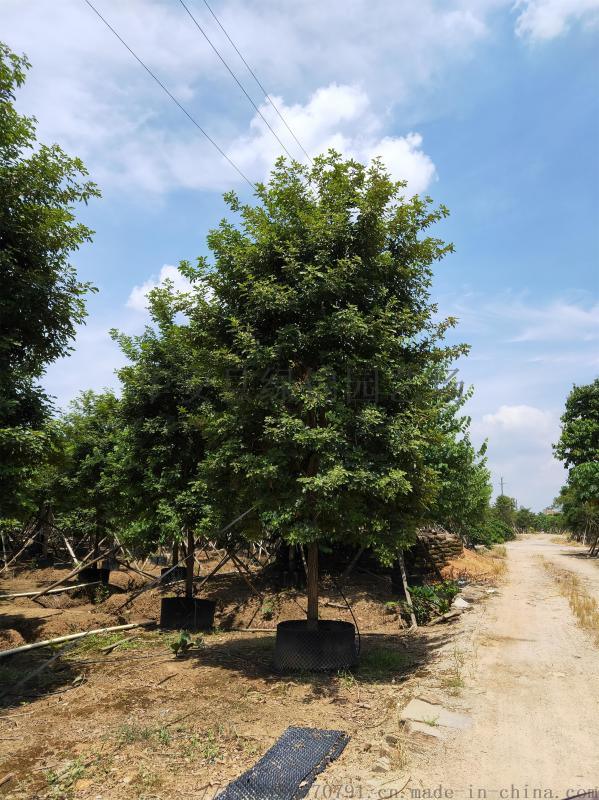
[0, 622, 150, 660]
[342, 547, 365, 579]
[398, 551, 417, 629]
[230, 553, 264, 601]
[0, 582, 100, 600]
[29, 541, 116, 603]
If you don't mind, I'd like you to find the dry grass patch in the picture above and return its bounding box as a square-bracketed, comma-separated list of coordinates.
[441, 546, 507, 583]
[544, 561, 599, 645]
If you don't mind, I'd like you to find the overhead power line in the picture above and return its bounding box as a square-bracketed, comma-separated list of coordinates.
[83, 0, 255, 190]
[177, 0, 299, 164]
[200, 0, 313, 164]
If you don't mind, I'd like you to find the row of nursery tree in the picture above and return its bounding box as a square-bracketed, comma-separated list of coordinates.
[1, 41, 595, 590]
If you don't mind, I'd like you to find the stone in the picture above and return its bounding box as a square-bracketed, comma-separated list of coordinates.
[404, 719, 448, 740]
[372, 756, 392, 773]
[399, 698, 472, 730]
[452, 596, 471, 609]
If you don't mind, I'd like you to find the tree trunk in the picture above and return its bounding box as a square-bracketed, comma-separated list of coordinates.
[41, 504, 50, 558]
[172, 540, 179, 567]
[306, 542, 319, 629]
[185, 529, 194, 599]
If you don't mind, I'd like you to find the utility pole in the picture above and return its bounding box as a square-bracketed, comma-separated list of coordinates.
[500, 477, 505, 496]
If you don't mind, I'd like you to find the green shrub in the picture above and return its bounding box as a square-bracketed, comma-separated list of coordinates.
[409, 580, 460, 624]
[469, 517, 514, 547]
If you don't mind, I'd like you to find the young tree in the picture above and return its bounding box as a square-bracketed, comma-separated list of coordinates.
[50, 391, 123, 553]
[515, 506, 538, 531]
[0, 43, 100, 521]
[112, 285, 212, 594]
[425, 388, 492, 538]
[492, 494, 517, 528]
[189, 153, 468, 624]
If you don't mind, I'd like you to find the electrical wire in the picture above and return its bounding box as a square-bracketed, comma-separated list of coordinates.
[83, 0, 255, 190]
[177, 0, 297, 163]
[200, 0, 313, 163]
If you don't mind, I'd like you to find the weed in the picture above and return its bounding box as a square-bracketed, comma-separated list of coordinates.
[170, 630, 203, 657]
[359, 648, 409, 678]
[441, 646, 466, 695]
[156, 726, 172, 746]
[260, 599, 275, 620]
[69, 632, 142, 655]
[46, 757, 86, 799]
[422, 716, 439, 727]
[202, 730, 220, 762]
[92, 584, 110, 604]
[544, 561, 599, 644]
[118, 723, 154, 744]
[337, 669, 358, 691]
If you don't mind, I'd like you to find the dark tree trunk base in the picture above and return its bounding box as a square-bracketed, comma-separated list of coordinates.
[159, 597, 215, 631]
[79, 566, 110, 584]
[273, 619, 357, 672]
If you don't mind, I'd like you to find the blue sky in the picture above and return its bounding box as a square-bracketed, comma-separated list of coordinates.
[2, 0, 598, 510]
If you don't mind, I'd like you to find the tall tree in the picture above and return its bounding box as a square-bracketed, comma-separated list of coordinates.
[0, 43, 100, 520]
[189, 153, 468, 623]
[554, 378, 599, 468]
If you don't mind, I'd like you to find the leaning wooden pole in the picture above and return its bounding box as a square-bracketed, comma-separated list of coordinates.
[0, 622, 151, 660]
[29, 541, 116, 603]
[398, 550, 417, 629]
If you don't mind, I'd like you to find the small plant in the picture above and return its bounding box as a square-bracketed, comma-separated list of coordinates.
[156, 726, 172, 746]
[118, 723, 153, 744]
[422, 715, 439, 727]
[202, 730, 220, 762]
[384, 600, 400, 614]
[170, 630, 203, 657]
[92, 584, 110, 604]
[409, 580, 460, 624]
[337, 669, 358, 690]
[46, 757, 86, 799]
[260, 599, 275, 620]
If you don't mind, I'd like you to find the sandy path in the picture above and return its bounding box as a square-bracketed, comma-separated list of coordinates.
[407, 536, 599, 798]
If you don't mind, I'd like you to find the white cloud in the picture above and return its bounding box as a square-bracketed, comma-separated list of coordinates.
[443, 292, 599, 346]
[481, 403, 555, 438]
[127, 264, 192, 312]
[514, 0, 599, 40]
[0, 0, 489, 195]
[226, 85, 437, 195]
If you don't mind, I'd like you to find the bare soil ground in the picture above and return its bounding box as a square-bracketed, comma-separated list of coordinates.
[2, 537, 597, 799]
[389, 535, 599, 799]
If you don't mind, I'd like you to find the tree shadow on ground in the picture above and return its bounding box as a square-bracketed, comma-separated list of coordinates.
[0, 614, 80, 710]
[557, 550, 598, 560]
[188, 625, 458, 701]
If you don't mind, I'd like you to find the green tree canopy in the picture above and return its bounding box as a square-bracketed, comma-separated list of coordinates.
[186, 153, 469, 617]
[554, 378, 599, 468]
[0, 42, 100, 520]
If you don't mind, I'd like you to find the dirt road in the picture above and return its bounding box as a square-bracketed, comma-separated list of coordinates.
[405, 535, 599, 798]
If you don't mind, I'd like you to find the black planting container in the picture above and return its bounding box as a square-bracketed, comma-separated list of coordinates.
[160, 597, 215, 631]
[273, 619, 357, 672]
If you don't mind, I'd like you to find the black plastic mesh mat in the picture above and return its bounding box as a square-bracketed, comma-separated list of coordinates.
[215, 726, 349, 800]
